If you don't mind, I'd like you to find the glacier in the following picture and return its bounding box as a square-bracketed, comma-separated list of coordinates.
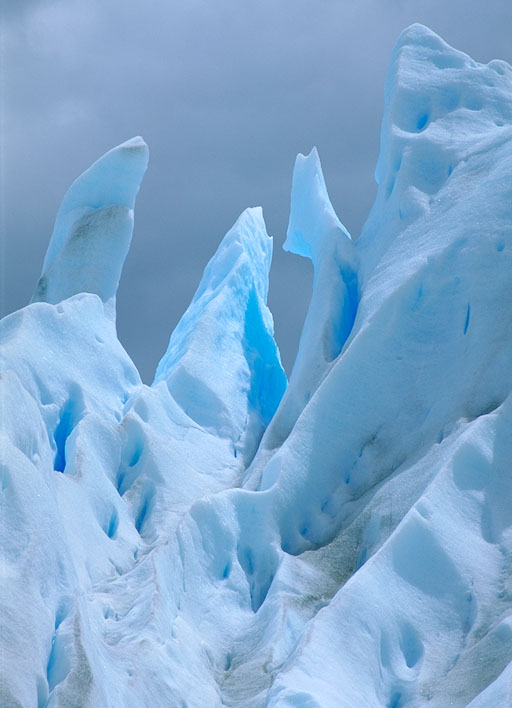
[1, 23, 512, 708]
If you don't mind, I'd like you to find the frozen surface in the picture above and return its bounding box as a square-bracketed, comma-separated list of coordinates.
[2, 24, 512, 708]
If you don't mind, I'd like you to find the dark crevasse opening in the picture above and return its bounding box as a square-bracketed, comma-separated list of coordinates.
[243, 287, 287, 429]
[116, 416, 146, 496]
[46, 627, 71, 694]
[236, 541, 279, 613]
[135, 483, 156, 536]
[325, 261, 359, 362]
[53, 387, 85, 473]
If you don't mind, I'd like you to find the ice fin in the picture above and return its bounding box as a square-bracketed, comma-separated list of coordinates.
[31, 137, 149, 316]
[285, 147, 351, 264]
[245, 151, 358, 485]
[153, 207, 286, 463]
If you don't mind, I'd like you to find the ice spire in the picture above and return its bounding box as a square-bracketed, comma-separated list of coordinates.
[285, 148, 358, 362]
[244, 149, 358, 487]
[31, 137, 149, 318]
[153, 207, 286, 464]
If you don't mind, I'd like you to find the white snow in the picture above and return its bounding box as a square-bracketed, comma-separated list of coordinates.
[2, 23, 512, 708]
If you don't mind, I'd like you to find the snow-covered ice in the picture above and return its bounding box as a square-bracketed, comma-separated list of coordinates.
[1, 24, 512, 708]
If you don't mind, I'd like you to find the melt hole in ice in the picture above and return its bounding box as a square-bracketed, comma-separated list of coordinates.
[416, 113, 429, 130]
[105, 509, 119, 539]
[135, 486, 155, 535]
[222, 561, 232, 579]
[53, 390, 84, 473]
[46, 629, 70, 694]
[463, 304, 471, 334]
[389, 690, 403, 708]
[399, 622, 424, 668]
[224, 652, 234, 671]
[0, 466, 8, 492]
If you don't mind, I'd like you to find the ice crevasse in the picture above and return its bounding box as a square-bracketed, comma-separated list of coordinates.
[1, 23, 512, 708]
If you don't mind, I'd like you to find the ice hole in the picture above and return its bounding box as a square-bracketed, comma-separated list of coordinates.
[106, 509, 119, 539]
[463, 304, 471, 334]
[416, 113, 429, 130]
[135, 487, 154, 535]
[389, 690, 403, 708]
[53, 390, 84, 472]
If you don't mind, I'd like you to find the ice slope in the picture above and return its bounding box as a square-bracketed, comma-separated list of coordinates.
[2, 22, 512, 708]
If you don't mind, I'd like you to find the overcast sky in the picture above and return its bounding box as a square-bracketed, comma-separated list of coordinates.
[3, 0, 512, 382]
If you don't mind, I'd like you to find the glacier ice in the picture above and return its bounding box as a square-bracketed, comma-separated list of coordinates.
[154, 206, 286, 465]
[245, 147, 358, 488]
[31, 136, 149, 319]
[2, 23, 512, 708]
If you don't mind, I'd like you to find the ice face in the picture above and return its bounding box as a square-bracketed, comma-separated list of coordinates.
[2, 24, 512, 708]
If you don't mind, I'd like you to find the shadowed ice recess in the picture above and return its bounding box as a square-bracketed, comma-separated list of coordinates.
[1, 23, 512, 708]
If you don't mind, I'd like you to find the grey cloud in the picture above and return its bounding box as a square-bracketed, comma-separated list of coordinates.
[4, 0, 512, 381]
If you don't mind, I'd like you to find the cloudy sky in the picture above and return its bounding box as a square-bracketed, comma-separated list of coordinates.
[3, 0, 512, 381]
